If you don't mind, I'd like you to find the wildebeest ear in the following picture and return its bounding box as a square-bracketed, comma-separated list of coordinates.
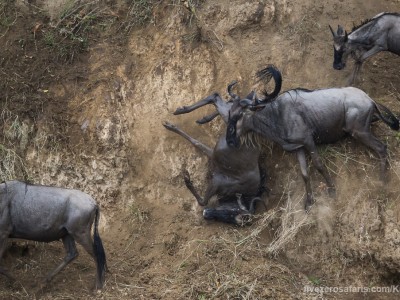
[337, 25, 344, 36]
[239, 99, 252, 107]
[344, 30, 348, 41]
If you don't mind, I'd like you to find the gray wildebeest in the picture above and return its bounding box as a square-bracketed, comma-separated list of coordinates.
[163, 81, 272, 225]
[0, 181, 106, 290]
[329, 12, 400, 84]
[226, 65, 399, 211]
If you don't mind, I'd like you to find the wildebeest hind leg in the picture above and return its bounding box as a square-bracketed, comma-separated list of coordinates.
[183, 170, 215, 206]
[74, 230, 105, 288]
[44, 234, 78, 284]
[353, 131, 388, 182]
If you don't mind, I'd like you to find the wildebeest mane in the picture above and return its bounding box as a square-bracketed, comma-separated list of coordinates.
[293, 88, 314, 93]
[351, 12, 400, 33]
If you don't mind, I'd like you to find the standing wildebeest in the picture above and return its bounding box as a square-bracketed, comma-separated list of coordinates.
[163, 81, 273, 225]
[226, 65, 399, 210]
[329, 12, 400, 84]
[0, 181, 107, 289]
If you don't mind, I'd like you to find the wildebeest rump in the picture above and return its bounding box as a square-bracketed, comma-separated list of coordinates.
[0, 181, 107, 289]
[329, 12, 400, 84]
[163, 83, 269, 225]
[226, 65, 399, 210]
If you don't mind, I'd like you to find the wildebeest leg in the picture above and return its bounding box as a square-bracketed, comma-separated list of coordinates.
[183, 170, 215, 206]
[0, 203, 14, 281]
[0, 238, 14, 281]
[296, 149, 314, 211]
[306, 144, 336, 198]
[360, 45, 386, 62]
[174, 93, 231, 124]
[349, 62, 363, 86]
[44, 234, 78, 284]
[73, 231, 103, 289]
[196, 111, 219, 124]
[163, 121, 213, 158]
[353, 131, 388, 182]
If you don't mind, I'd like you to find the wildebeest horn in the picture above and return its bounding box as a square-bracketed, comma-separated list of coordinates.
[329, 24, 336, 37]
[227, 80, 240, 101]
[252, 91, 256, 106]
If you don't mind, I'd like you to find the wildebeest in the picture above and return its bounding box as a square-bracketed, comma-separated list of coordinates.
[226, 65, 399, 210]
[329, 12, 400, 84]
[163, 82, 271, 225]
[0, 181, 106, 289]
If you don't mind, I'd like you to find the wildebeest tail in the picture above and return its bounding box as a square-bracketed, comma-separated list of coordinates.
[256, 64, 282, 101]
[93, 206, 107, 289]
[375, 103, 400, 131]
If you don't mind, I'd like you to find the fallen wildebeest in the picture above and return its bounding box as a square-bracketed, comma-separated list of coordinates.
[226, 65, 399, 210]
[0, 181, 106, 289]
[329, 12, 400, 84]
[163, 81, 273, 225]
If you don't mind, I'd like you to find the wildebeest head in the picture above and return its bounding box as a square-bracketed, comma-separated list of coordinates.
[329, 24, 349, 70]
[226, 93, 260, 148]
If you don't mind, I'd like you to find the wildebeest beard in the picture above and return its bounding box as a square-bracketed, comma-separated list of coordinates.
[239, 131, 267, 149]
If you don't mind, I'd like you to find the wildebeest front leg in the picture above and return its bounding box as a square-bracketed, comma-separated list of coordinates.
[0, 202, 14, 281]
[349, 61, 363, 85]
[174, 93, 231, 124]
[306, 144, 336, 198]
[163, 121, 213, 158]
[196, 111, 220, 124]
[296, 149, 314, 211]
[44, 234, 78, 284]
[0, 240, 15, 281]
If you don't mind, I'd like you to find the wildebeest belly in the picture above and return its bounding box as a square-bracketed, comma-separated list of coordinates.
[10, 226, 68, 242]
[313, 127, 347, 144]
[214, 170, 260, 197]
[9, 198, 71, 242]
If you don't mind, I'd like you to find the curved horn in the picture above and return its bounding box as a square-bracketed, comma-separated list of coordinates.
[227, 80, 240, 101]
[255, 64, 282, 104]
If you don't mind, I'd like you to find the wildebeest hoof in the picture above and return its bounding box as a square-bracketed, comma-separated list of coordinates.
[304, 196, 314, 212]
[304, 203, 312, 213]
[162, 121, 178, 132]
[173, 106, 187, 115]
